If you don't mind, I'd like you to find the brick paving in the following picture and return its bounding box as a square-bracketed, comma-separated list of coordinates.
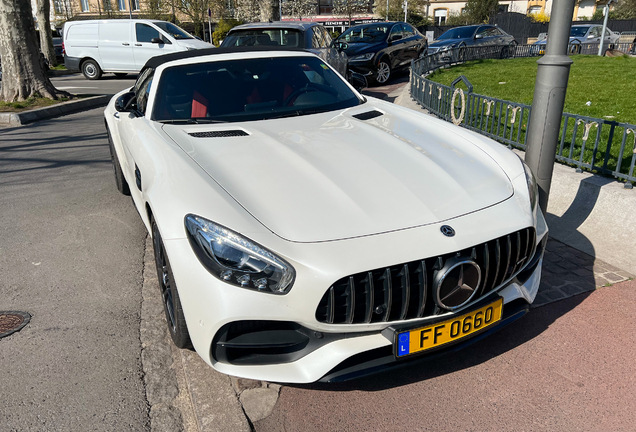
[533, 238, 633, 307]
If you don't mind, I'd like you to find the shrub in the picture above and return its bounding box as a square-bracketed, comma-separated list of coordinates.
[529, 12, 550, 23]
[212, 19, 243, 47]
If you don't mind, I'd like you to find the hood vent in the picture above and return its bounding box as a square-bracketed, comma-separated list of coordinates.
[352, 110, 383, 121]
[189, 130, 249, 138]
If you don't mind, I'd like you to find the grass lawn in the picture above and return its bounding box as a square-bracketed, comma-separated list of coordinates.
[427, 55, 636, 125]
[0, 96, 74, 113]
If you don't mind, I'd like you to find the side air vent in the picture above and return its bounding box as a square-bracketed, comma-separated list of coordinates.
[188, 130, 249, 138]
[352, 110, 383, 121]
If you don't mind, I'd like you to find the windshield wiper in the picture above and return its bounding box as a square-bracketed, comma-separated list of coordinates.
[159, 118, 226, 124]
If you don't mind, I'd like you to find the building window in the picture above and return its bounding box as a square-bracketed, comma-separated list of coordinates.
[131, 0, 140, 11]
[103, 0, 113, 11]
[528, 5, 542, 14]
[53, 0, 64, 13]
[434, 9, 447, 25]
[80, 0, 89, 11]
[118, 0, 127, 10]
[498, 4, 509, 13]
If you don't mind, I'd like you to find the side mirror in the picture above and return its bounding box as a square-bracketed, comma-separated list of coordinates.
[390, 34, 403, 42]
[151, 37, 164, 44]
[115, 91, 136, 112]
[587, 34, 595, 38]
[349, 72, 368, 91]
[475, 34, 484, 39]
[335, 41, 349, 51]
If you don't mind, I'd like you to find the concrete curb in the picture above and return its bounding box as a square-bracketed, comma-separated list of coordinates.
[140, 236, 252, 432]
[394, 81, 636, 275]
[0, 94, 110, 126]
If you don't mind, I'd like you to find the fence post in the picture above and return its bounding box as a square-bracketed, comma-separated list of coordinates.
[524, 0, 576, 214]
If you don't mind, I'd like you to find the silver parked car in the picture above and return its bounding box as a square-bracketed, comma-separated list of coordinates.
[532, 24, 620, 54]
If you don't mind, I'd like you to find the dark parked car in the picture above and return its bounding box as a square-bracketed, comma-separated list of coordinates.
[221, 22, 349, 78]
[429, 25, 515, 55]
[336, 22, 427, 85]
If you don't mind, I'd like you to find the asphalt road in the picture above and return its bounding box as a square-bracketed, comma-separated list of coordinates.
[256, 280, 636, 432]
[0, 108, 149, 430]
[51, 72, 137, 96]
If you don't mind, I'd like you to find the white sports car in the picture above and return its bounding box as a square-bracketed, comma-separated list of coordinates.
[105, 47, 547, 383]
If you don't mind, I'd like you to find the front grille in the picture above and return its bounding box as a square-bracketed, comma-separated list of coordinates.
[316, 227, 536, 324]
[188, 130, 249, 138]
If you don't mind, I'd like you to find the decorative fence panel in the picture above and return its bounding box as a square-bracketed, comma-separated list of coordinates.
[409, 45, 636, 188]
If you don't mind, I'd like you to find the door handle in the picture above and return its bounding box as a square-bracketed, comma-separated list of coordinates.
[122, 42, 130, 46]
[135, 43, 142, 46]
[113, 112, 120, 120]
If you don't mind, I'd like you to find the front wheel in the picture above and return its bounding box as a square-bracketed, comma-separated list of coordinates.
[82, 59, 102, 80]
[152, 220, 192, 349]
[375, 60, 391, 85]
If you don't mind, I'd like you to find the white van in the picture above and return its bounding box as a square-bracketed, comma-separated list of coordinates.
[63, 19, 212, 80]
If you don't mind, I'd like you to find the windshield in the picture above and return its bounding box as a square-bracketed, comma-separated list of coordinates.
[153, 22, 193, 40]
[339, 24, 391, 43]
[221, 29, 303, 48]
[152, 56, 363, 123]
[570, 26, 590, 37]
[437, 27, 476, 40]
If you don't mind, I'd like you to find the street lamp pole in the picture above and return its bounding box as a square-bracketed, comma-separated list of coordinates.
[524, 0, 576, 214]
[128, 0, 132, 19]
[598, 0, 614, 56]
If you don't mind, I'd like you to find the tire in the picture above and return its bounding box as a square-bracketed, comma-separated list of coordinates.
[375, 59, 391, 85]
[81, 59, 102, 80]
[152, 219, 192, 349]
[114, 73, 128, 79]
[106, 128, 131, 196]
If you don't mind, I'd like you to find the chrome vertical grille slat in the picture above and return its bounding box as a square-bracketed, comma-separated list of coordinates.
[417, 261, 427, 318]
[346, 276, 355, 324]
[365, 271, 374, 323]
[382, 268, 392, 322]
[316, 227, 538, 324]
[400, 264, 410, 320]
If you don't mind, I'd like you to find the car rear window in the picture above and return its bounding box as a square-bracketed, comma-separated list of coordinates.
[222, 29, 303, 48]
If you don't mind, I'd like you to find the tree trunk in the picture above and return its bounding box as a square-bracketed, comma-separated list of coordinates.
[36, 0, 57, 67]
[258, 0, 280, 22]
[0, 0, 67, 101]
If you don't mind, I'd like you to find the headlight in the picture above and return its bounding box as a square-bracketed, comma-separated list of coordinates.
[185, 215, 295, 294]
[441, 44, 456, 51]
[350, 53, 374, 61]
[521, 160, 538, 211]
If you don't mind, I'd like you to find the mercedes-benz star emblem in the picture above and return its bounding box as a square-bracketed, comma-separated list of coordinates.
[434, 258, 481, 310]
[440, 225, 455, 237]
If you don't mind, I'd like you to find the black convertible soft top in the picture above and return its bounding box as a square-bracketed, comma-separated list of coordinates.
[143, 46, 308, 69]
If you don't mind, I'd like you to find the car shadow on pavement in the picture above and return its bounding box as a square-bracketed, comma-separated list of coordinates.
[293, 180, 603, 392]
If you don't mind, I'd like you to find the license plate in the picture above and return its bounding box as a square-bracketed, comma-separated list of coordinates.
[395, 298, 503, 357]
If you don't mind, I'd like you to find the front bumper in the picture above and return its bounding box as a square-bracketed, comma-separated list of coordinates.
[164, 200, 548, 383]
[348, 60, 377, 80]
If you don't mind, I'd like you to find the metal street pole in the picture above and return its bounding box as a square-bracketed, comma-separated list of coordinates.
[386, 0, 389, 21]
[128, 0, 132, 19]
[597, 0, 613, 56]
[404, 0, 408, 22]
[208, 7, 212, 43]
[524, 0, 576, 214]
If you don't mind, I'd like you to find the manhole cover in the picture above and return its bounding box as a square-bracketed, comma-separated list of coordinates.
[0, 311, 31, 339]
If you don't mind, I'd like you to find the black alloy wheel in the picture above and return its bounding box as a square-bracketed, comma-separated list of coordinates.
[152, 220, 192, 349]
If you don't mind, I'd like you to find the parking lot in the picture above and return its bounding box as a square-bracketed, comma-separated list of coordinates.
[1, 70, 635, 431]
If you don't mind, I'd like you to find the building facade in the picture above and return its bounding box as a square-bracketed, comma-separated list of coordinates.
[428, 0, 613, 25]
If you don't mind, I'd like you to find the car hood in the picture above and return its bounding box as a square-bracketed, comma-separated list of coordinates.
[163, 103, 514, 243]
[343, 42, 384, 56]
[175, 39, 213, 50]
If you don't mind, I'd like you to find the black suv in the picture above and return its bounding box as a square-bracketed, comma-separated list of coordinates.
[337, 22, 427, 85]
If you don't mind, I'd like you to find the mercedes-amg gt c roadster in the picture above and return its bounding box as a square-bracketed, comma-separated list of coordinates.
[104, 47, 547, 383]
